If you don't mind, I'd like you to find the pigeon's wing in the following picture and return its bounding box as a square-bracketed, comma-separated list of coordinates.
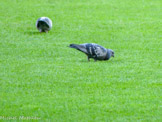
[38, 21, 49, 28]
[43, 18, 52, 28]
[91, 44, 108, 59]
[69, 44, 89, 54]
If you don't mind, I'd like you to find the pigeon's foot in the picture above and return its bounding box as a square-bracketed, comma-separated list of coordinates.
[87, 57, 90, 61]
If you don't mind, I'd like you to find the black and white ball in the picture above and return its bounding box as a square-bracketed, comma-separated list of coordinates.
[36, 17, 52, 32]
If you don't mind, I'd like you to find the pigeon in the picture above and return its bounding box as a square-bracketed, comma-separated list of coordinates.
[36, 17, 52, 33]
[69, 43, 114, 61]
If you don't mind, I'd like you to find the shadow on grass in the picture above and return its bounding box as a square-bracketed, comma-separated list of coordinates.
[24, 31, 46, 35]
[79, 58, 122, 63]
[79, 60, 92, 63]
[79, 59, 109, 63]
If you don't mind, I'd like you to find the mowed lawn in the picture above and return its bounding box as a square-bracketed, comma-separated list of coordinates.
[0, 0, 161, 121]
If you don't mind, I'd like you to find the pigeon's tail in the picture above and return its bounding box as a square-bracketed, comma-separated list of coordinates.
[69, 44, 79, 48]
[69, 44, 88, 54]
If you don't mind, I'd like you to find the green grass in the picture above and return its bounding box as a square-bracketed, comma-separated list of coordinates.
[0, 0, 161, 121]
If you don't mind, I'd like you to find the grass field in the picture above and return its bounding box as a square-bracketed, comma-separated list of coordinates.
[0, 0, 161, 121]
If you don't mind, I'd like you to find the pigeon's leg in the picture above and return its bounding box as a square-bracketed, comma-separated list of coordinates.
[87, 56, 90, 61]
[39, 29, 42, 33]
[94, 59, 97, 62]
[45, 30, 48, 33]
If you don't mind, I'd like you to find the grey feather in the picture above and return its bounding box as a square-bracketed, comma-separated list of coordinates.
[69, 44, 88, 54]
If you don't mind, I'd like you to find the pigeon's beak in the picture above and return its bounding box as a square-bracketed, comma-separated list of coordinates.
[111, 53, 114, 57]
[112, 51, 114, 57]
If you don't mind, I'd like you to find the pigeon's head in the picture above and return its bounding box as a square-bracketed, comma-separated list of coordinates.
[109, 49, 115, 57]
